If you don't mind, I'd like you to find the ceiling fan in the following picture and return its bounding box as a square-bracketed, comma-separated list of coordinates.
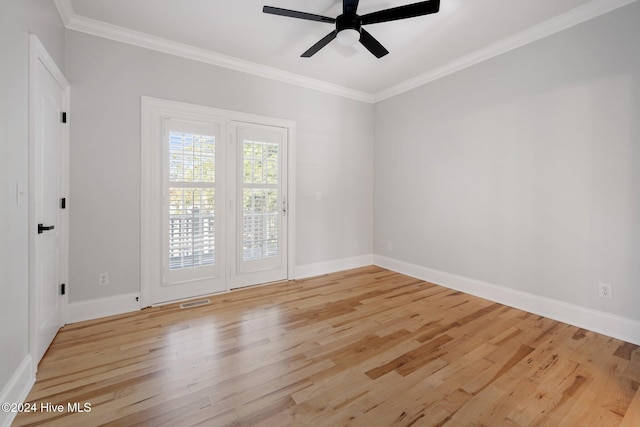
[263, 0, 440, 58]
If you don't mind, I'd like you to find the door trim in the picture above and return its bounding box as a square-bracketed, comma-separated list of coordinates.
[28, 35, 70, 373]
[140, 97, 296, 307]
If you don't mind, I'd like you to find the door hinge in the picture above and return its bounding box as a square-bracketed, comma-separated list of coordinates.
[60, 283, 66, 295]
[61, 112, 67, 123]
[61, 197, 66, 209]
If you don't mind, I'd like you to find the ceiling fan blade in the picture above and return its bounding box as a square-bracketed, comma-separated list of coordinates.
[361, 0, 440, 25]
[359, 28, 389, 58]
[301, 30, 338, 57]
[263, 6, 335, 23]
[343, 0, 360, 15]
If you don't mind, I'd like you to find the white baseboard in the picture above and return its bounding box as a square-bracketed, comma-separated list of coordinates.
[0, 355, 35, 427]
[294, 254, 374, 280]
[66, 257, 373, 323]
[66, 292, 141, 324]
[374, 255, 640, 346]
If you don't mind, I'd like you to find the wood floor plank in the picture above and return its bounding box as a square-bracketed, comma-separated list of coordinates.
[13, 267, 640, 426]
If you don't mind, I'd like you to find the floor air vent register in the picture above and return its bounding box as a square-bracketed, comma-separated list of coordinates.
[179, 299, 211, 309]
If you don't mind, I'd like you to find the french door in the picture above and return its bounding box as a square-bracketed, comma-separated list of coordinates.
[162, 119, 227, 301]
[229, 123, 288, 288]
[142, 99, 291, 305]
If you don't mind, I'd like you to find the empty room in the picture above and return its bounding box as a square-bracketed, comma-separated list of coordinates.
[1, 0, 639, 425]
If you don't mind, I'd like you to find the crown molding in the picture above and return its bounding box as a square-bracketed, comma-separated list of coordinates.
[54, 0, 636, 104]
[53, 0, 75, 27]
[373, 0, 639, 102]
[54, 0, 374, 103]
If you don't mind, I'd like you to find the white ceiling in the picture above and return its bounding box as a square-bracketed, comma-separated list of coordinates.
[57, 0, 634, 101]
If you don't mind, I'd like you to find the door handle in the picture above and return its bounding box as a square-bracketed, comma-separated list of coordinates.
[38, 223, 55, 234]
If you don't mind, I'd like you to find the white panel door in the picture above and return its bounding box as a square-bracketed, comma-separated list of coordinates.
[230, 123, 288, 288]
[33, 54, 66, 364]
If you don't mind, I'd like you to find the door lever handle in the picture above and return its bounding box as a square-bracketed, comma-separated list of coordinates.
[38, 223, 55, 234]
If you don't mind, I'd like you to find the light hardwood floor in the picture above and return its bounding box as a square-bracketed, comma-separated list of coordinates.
[13, 266, 640, 426]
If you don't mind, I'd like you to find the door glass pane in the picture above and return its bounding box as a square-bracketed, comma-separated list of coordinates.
[242, 140, 279, 261]
[168, 131, 216, 269]
[170, 132, 215, 181]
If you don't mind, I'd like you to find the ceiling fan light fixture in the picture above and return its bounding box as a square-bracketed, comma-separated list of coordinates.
[336, 28, 360, 46]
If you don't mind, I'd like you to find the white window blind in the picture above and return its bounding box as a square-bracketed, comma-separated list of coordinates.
[168, 131, 216, 270]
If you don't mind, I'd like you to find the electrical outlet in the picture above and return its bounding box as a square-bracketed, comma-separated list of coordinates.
[386, 241, 393, 251]
[98, 272, 109, 286]
[598, 283, 612, 299]
[353, 240, 359, 249]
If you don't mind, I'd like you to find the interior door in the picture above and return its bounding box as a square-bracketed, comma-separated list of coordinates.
[230, 122, 288, 288]
[33, 50, 66, 364]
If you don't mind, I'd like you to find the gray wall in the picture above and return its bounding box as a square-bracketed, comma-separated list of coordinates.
[0, 0, 64, 397]
[374, 2, 640, 320]
[65, 31, 374, 303]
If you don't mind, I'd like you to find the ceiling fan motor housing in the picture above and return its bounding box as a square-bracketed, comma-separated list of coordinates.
[335, 13, 362, 45]
[336, 14, 362, 34]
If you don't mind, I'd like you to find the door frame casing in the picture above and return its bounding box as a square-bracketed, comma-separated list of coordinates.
[140, 97, 296, 307]
[28, 35, 70, 373]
